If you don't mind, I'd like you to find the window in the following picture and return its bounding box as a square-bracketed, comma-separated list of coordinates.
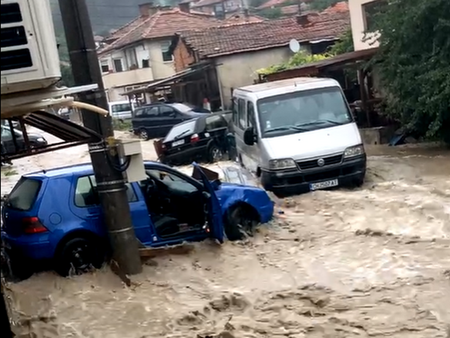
[113, 59, 123, 72]
[363, 0, 388, 32]
[134, 107, 145, 117]
[206, 115, 227, 130]
[1, 125, 12, 138]
[6, 178, 41, 211]
[160, 105, 176, 117]
[164, 120, 197, 142]
[75, 175, 137, 208]
[237, 98, 246, 129]
[144, 106, 160, 117]
[247, 101, 256, 128]
[142, 59, 150, 68]
[100, 60, 109, 73]
[146, 169, 198, 194]
[160, 41, 173, 62]
[232, 98, 238, 124]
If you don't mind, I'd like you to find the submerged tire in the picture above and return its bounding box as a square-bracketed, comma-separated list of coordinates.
[208, 144, 223, 163]
[139, 128, 149, 141]
[225, 204, 260, 241]
[55, 237, 105, 277]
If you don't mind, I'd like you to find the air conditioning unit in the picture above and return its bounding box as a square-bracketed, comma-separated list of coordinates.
[1, 0, 61, 95]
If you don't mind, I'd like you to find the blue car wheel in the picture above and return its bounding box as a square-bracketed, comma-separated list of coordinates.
[55, 237, 105, 277]
[225, 204, 260, 241]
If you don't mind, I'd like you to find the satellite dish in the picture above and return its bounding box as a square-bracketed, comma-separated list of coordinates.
[289, 39, 300, 53]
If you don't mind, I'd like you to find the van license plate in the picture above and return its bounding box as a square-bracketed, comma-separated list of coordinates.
[172, 139, 185, 147]
[310, 179, 338, 191]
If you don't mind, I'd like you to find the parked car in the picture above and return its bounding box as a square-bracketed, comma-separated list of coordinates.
[132, 102, 210, 140]
[108, 100, 135, 122]
[1, 119, 20, 129]
[1, 125, 48, 156]
[233, 77, 366, 196]
[154, 113, 233, 165]
[1, 162, 274, 278]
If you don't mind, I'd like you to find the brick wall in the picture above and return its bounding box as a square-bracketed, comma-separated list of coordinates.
[173, 39, 196, 72]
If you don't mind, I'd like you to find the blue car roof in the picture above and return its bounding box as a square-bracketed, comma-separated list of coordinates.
[24, 161, 161, 179]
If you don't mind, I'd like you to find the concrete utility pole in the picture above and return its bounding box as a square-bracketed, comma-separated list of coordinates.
[58, 0, 142, 275]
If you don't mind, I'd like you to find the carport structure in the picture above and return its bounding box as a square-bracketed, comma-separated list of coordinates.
[1, 85, 103, 162]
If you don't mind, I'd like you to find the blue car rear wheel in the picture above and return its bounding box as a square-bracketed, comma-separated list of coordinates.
[55, 237, 104, 277]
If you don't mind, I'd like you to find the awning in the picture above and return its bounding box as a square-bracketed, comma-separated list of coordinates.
[121, 63, 211, 96]
[2, 111, 102, 160]
[22, 111, 102, 142]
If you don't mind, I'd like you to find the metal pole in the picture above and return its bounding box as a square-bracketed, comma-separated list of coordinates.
[58, 0, 142, 275]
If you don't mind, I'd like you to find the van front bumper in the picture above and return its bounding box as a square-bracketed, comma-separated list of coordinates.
[260, 155, 366, 195]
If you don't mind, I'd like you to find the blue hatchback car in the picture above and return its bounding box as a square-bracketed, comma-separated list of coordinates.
[1, 162, 273, 277]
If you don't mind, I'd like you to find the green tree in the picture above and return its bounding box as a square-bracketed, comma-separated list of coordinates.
[309, 0, 346, 11]
[259, 7, 283, 19]
[371, 0, 450, 142]
[328, 28, 354, 55]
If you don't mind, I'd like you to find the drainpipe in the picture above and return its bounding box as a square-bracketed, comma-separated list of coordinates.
[214, 61, 225, 110]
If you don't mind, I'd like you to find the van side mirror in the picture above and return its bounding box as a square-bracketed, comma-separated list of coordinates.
[243, 127, 256, 146]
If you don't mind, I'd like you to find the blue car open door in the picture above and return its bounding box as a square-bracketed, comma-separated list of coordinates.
[192, 163, 224, 243]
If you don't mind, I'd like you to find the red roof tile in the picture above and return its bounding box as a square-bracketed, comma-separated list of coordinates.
[99, 8, 220, 56]
[179, 4, 350, 58]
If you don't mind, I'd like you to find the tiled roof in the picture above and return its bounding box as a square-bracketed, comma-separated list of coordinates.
[99, 8, 220, 56]
[178, 3, 350, 58]
[102, 16, 147, 43]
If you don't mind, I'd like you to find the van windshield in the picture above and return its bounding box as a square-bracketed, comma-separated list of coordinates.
[111, 103, 132, 113]
[257, 87, 353, 138]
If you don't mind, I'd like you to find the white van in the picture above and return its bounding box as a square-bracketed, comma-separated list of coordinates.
[108, 100, 135, 121]
[232, 77, 366, 195]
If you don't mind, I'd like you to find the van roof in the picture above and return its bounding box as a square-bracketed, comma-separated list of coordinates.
[235, 77, 340, 99]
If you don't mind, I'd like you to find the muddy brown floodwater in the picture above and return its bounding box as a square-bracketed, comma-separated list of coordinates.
[1, 130, 450, 338]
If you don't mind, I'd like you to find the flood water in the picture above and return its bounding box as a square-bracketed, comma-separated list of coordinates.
[1, 130, 450, 338]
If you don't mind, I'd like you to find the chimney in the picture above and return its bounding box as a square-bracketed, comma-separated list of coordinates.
[296, 13, 309, 26]
[178, 1, 190, 13]
[139, 2, 158, 17]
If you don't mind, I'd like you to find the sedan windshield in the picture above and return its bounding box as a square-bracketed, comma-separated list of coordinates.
[257, 87, 353, 138]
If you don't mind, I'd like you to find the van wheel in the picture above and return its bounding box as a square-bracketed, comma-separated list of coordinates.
[225, 204, 259, 241]
[55, 237, 105, 277]
[208, 145, 223, 163]
[139, 129, 149, 141]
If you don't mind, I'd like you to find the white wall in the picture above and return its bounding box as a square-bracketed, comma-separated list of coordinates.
[146, 40, 176, 79]
[215, 45, 311, 108]
[349, 0, 380, 51]
[99, 38, 177, 97]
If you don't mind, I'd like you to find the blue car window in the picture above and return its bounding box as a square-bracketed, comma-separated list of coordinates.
[75, 175, 137, 207]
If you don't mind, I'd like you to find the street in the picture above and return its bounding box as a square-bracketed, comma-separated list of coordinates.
[2, 130, 449, 338]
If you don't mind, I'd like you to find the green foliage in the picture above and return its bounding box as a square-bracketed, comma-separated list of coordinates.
[328, 29, 354, 55]
[257, 51, 332, 75]
[371, 0, 450, 142]
[112, 119, 132, 131]
[258, 7, 283, 19]
[309, 0, 346, 11]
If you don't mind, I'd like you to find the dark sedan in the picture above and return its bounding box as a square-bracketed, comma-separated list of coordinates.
[154, 113, 232, 165]
[1, 125, 48, 156]
[131, 102, 210, 140]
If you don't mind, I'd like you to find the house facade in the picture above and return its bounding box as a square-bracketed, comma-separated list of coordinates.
[97, 3, 219, 102]
[349, 0, 383, 51]
[172, 2, 350, 107]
